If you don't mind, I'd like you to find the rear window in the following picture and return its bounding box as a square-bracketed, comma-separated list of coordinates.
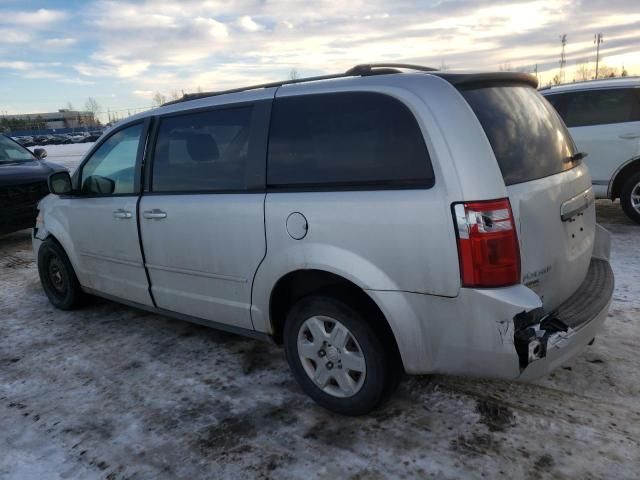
[545, 88, 640, 127]
[461, 85, 577, 186]
[267, 92, 434, 188]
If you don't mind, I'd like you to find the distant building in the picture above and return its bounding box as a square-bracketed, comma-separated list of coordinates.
[2, 109, 97, 130]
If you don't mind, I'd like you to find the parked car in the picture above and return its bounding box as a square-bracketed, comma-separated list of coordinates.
[69, 133, 89, 143]
[83, 131, 103, 142]
[15, 136, 35, 147]
[34, 65, 613, 415]
[541, 77, 640, 223]
[0, 134, 66, 235]
[52, 134, 72, 144]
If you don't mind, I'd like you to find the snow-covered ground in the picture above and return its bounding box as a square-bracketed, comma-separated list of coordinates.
[1, 148, 639, 478]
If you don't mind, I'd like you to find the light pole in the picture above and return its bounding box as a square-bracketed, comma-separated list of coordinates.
[594, 33, 604, 79]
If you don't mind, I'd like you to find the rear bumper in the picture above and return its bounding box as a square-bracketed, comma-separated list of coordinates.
[370, 225, 613, 379]
[516, 256, 613, 381]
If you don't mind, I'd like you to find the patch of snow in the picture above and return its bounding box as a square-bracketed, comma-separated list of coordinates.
[29, 143, 93, 173]
[0, 218, 638, 479]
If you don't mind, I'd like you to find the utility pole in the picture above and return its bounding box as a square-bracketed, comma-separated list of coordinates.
[594, 33, 604, 79]
[559, 34, 567, 83]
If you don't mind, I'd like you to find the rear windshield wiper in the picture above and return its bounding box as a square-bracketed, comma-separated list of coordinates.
[567, 152, 588, 163]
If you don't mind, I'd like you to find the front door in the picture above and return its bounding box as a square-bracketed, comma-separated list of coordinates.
[66, 121, 152, 306]
[139, 101, 270, 328]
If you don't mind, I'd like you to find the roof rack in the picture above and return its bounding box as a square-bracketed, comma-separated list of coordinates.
[162, 63, 437, 106]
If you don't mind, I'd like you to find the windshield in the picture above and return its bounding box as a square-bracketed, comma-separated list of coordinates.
[460, 84, 578, 186]
[0, 135, 35, 163]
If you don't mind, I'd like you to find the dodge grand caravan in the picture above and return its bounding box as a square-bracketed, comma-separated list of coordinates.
[34, 64, 614, 415]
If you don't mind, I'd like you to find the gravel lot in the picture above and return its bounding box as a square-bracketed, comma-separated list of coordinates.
[2, 146, 639, 479]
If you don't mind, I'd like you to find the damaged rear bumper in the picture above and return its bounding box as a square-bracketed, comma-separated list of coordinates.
[368, 225, 613, 379]
[515, 256, 613, 380]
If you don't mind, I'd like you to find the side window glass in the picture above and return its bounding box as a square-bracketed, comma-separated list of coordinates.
[267, 92, 433, 187]
[81, 123, 143, 195]
[563, 89, 635, 127]
[152, 107, 252, 192]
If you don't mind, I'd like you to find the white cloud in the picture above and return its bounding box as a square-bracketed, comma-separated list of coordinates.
[0, 61, 61, 71]
[237, 15, 263, 32]
[194, 17, 229, 38]
[43, 37, 77, 49]
[0, 28, 31, 44]
[133, 90, 154, 98]
[7, 8, 67, 27]
[74, 56, 150, 78]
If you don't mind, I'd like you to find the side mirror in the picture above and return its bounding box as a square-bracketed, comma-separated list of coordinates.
[34, 148, 48, 160]
[48, 171, 72, 195]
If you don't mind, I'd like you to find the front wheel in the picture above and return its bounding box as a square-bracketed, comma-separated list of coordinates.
[283, 295, 399, 416]
[37, 238, 84, 310]
[620, 172, 640, 225]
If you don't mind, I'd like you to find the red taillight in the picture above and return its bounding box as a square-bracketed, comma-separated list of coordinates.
[453, 198, 521, 288]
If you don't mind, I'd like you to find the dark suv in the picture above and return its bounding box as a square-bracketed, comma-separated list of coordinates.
[0, 134, 66, 235]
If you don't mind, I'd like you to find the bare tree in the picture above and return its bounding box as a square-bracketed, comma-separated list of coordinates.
[575, 63, 592, 81]
[65, 101, 74, 111]
[597, 64, 617, 78]
[152, 92, 167, 107]
[169, 90, 181, 101]
[289, 68, 299, 80]
[85, 97, 101, 125]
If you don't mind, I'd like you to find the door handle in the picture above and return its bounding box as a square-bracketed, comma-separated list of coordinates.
[619, 133, 640, 140]
[113, 209, 132, 219]
[143, 209, 167, 220]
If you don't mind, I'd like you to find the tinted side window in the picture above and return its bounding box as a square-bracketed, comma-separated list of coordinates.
[552, 88, 640, 127]
[81, 123, 143, 195]
[152, 107, 253, 192]
[267, 92, 433, 188]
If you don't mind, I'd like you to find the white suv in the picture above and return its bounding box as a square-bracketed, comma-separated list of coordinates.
[34, 65, 613, 415]
[542, 78, 640, 223]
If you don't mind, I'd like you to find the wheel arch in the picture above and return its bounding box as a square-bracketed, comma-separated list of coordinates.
[268, 269, 403, 368]
[609, 156, 640, 200]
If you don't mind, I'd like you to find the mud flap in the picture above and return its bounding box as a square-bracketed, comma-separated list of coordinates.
[513, 308, 576, 370]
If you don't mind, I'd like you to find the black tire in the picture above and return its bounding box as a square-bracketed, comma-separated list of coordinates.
[620, 171, 640, 225]
[283, 295, 400, 416]
[37, 238, 84, 310]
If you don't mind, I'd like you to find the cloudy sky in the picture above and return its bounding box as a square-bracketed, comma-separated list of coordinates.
[0, 0, 639, 119]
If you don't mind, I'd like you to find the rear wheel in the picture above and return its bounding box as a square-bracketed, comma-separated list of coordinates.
[284, 295, 399, 415]
[37, 238, 84, 310]
[620, 172, 640, 225]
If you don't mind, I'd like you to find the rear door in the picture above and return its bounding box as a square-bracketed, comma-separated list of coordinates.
[545, 87, 640, 189]
[138, 101, 271, 329]
[461, 85, 594, 310]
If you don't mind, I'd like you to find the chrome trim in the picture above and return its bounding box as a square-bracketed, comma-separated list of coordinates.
[560, 187, 594, 222]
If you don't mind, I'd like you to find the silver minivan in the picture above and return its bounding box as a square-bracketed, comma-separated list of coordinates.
[34, 64, 614, 415]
